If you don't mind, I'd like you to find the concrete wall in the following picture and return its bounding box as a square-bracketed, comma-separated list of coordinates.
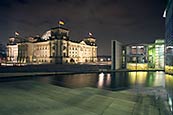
[111, 40, 123, 70]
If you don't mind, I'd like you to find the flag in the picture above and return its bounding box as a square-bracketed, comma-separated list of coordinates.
[89, 32, 93, 36]
[59, 20, 64, 25]
[15, 31, 19, 36]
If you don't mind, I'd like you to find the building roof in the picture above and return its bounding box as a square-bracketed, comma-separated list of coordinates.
[51, 26, 69, 31]
[10, 25, 97, 47]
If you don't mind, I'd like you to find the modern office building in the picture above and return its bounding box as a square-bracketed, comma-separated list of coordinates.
[148, 40, 165, 69]
[164, 0, 173, 74]
[126, 44, 148, 70]
[124, 39, 165, 70]
[17, 26, 97, 64]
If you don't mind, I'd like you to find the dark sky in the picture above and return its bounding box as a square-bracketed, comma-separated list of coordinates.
[0, 0, 166, 55]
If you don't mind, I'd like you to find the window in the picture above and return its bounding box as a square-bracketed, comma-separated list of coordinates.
[52, 46, 55, 50]
[53, 52, 55, 57]
[63, 53, 66, 57]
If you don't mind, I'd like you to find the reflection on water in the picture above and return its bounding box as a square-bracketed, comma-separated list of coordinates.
[50, 74, 98, 88]
[166, 74, 173, 98]
[36, 71, 165, 90]
[97, 73, 112, 88]
[98, 73, 104, 88]
[154, 71, 165, 87]
[128, 72, 147, 85]
[106, 73, 111, 86]
[128, 71, 165, 88]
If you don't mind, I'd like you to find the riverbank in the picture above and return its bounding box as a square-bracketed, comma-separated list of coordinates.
[0, 80, 170, 115]
[0, 70, 165, 78]
[0, 72, 79, 78]
[0, 63, 165, 73]
[0, 63, 167, 78]
[0, 64, 110, 73]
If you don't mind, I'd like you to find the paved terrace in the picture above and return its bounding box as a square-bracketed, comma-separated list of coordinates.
[0, 81, 170, 115]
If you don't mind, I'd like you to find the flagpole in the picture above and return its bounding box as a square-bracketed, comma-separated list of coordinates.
[15, 31, 19, 38]
[58, 22, 60, 28]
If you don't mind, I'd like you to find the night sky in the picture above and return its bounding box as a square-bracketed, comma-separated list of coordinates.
[0, 0, 166, 55]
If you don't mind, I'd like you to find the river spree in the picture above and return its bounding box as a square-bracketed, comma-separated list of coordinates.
[35, 71, 166, 90]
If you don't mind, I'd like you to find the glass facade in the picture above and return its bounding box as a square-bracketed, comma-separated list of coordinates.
[126, 40, 165, 70]
[165, 0, 173, 46]
[126, 45, 148, 70]
[126, 45, 148, 63]
[148, 40, 165, 69]
[165, 0, 173, 74]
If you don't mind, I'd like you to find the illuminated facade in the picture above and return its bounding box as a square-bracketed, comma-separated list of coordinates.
[126, 40, 165, 70]
[165, 0, 173, 74]
[6, 44, 18, 63]
[126, 44, 148, 70]
[17, 27, 97, 64]
[18, 42, 34, 63]
[148, 40, 165, 69]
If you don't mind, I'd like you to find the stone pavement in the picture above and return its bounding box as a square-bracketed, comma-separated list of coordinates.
[128, 86, 168, 100]
[0, 81, 170, 115]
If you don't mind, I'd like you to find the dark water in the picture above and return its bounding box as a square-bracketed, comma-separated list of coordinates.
[35, 71, 165, 90]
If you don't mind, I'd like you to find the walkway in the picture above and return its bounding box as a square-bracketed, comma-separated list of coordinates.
[0, 81, 170, 115]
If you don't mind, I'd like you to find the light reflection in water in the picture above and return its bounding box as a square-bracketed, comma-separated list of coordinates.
[128, 72, 147, 85]
[97, 73, 112, 88]
[154, 71, 165, 87]
[128, 71, 165, 88]
[98, 73, 104, 88]
[106, 74, 111, 86]
[165, 74, 173, 98]
[35, 71, 165, 90]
